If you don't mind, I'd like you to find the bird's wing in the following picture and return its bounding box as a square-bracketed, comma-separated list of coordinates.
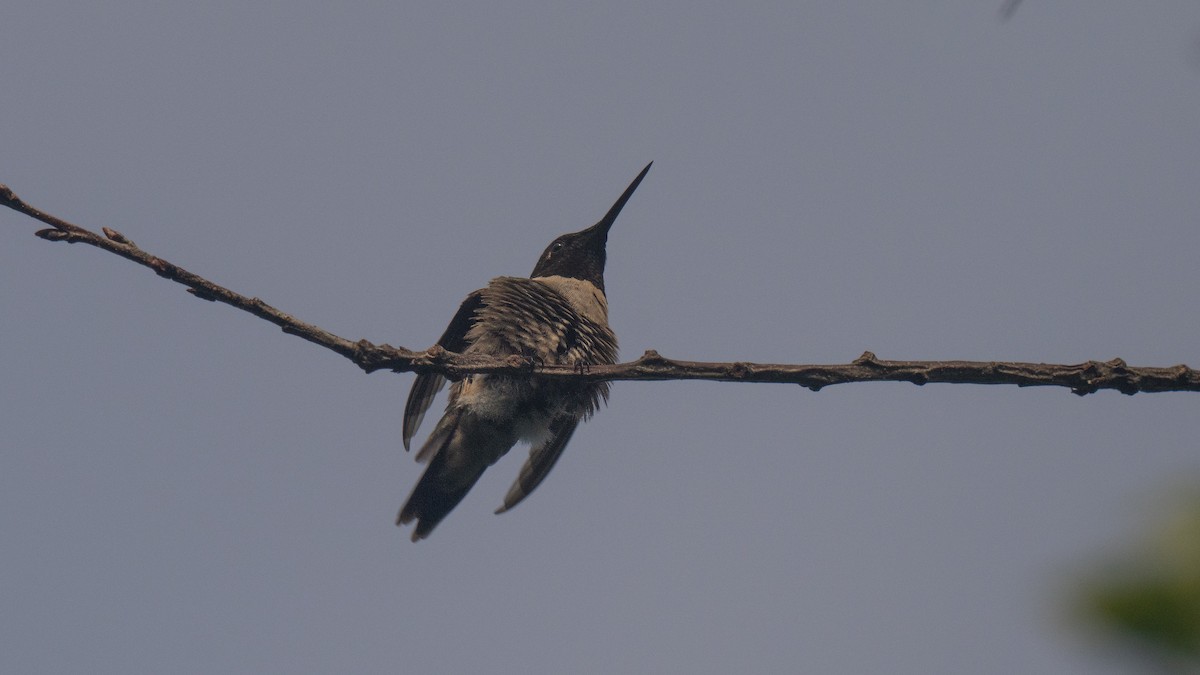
[402, 290, 485, 450]
[495, 416, 580, 514]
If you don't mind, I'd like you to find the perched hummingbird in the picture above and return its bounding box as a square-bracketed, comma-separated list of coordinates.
[397, 162, 652, 541]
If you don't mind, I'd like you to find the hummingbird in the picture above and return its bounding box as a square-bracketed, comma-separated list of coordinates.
[397, 162, 652, 541]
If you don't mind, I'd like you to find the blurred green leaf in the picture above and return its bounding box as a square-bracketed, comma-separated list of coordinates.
[1073, 486, 1200, 666]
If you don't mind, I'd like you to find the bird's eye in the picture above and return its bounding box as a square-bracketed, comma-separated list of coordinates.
[551, 241, 564, 253]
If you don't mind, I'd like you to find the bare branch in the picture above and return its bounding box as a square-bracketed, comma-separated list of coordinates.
[4, 183, 1197, 396]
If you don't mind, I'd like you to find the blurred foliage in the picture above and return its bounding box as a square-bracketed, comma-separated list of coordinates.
[1072, 486, 1200, 670]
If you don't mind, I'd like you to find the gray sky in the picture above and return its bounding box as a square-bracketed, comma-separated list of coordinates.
[2, 2, 1198, 673]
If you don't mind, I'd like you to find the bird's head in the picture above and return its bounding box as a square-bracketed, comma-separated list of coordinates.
[530, 162, 652, 292]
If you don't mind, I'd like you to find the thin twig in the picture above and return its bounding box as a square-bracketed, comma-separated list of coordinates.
[998, 0, 1024, 21]
[3, 183, 1197, 396]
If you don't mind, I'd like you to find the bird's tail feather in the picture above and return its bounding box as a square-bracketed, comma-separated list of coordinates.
[398, 458, 486, 542]
[397, 410, 515, 541]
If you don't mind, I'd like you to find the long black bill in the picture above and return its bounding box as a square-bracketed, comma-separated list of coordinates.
[593, 161, 653, 236]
